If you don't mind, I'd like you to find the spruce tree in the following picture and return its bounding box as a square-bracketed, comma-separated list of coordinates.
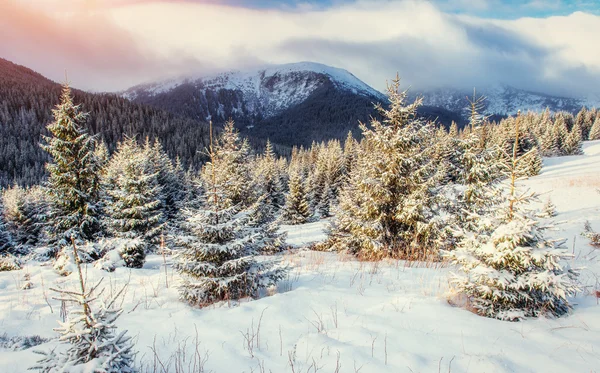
[330, 76, 444, 260]
[589, 117, 600, 141]
[553, 114, 570, 155]
[175, 126, 285, 305]
[342, 131, 358, 178]
[246, 194, 288, 254]
[450, 91, 503, 233]
[41, 84, 101, 242]
[310, 140, 344, 218]
[564, 122, 583, 155]
[253, 140, 285, 213]
[541, 197, 557, 218]
[2, 186, 47, 250]
[518, 146, 543, 177]
[446, 113, 579, 321]
[103, 138, 164, 268]
[0, 196, 14, 256]
[281, 166, 312, 225]
[145, 138, 187, 220]
[202, 120, 253, 208]
[31, 239, 136, 372]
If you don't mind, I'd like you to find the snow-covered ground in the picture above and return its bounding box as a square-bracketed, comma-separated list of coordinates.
[2, 143, 600, 373]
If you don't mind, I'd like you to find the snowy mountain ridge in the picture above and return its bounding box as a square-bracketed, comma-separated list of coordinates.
[416, 84, 600, 118]
[124, 62, 385, 120]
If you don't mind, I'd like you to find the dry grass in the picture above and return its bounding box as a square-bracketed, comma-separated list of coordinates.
[557, 175, 600, 188]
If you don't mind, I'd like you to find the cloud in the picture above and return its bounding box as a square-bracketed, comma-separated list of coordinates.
[2, 0, 599, 97]
[0, 0, 208, 91]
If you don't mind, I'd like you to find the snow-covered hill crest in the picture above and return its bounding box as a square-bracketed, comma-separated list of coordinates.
[417, 84, 600, 118]
[124, 62, 385, 120]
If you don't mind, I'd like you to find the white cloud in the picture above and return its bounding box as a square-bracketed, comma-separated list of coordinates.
[3, 0, 599, 97]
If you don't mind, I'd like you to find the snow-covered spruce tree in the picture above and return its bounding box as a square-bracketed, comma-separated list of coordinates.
[281, 165, 312, 225]
[541, 197, 557, 218]
[253, 140, 285, 214]
[0, 196, 14, 256]
[564, 122, 583, 155]
[518, 146, 543, 177]
[246, 193, 288, 254]
[342, 131, 359, 179]
[31, 239, 136, 372]
[448, 91, 503, 234]
[201, 119, 253, 209]
[589, 117, 600, 140]
[575, 107, 594, 141]
[312, 140, 344, 218]
[553, 114, 570, 155]
[330, 76, 444, 260]
[144, 138, 187, 220]
[103, 138, 164, 268]
[432, 125, 463, 184]
[41, 84, 102, 243]
[446, 112, 579, 321]
[2, 186, 48, 251]
[174, 126, 285, 306]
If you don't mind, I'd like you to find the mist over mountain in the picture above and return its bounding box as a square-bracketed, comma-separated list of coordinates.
[123, 61, 599, 147]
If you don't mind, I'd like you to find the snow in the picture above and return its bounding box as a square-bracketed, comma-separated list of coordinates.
[2, 144, 600, 372]
[123, 62, 385, 118]
[419, 84, 600, 118]
[280, 219, 330, 248]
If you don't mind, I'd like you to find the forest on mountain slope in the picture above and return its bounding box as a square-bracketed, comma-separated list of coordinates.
[0, 58, 212, 187]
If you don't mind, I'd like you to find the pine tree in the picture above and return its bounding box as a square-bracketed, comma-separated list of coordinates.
[2, 186, 47, 250]
[575, 107, 590, 140]
[517, 146, 543, 177]
[246, 194, 288, 254]
[310, 140, 344, 218]
[342, 131, 358, 178]
[31, 239, 136, 372]
[0, 196, 14, 256]
[253, 140, 285, 214]
[41, 84, 102, 242]
[175, 124, 285, 305]
[553, 114, 569, 155]
[589, 117, 600, 140]
[103, 138, 164, 268]
[330, 76, 444, 260]
[202, 120, 253, 208]
[446, 113, 579, 321]
[433, 125, 462, 183]
[449, 121, 459, 138]
[541, 197, 557, 218]
[564, 122, 583, 155]
[145, 138, 187, 220]
[281, 166, 311, 225]
[450, 91, 503, 234]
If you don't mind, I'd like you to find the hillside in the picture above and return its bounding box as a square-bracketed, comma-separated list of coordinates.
[0, 58, 212, 187]
[416, 84, 600, 119]
[124, 62, 463, 147]
[1, 142, 599, 372]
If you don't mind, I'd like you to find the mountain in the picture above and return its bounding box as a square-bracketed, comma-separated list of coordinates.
[124, 62, 386, 120]
[415, 85, 600, 120]
[123, 62, 386, 146]
[0, 58, 212, 187]
[124, 62, 465, 146]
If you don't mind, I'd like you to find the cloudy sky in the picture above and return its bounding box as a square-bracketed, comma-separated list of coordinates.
[2, 0, 599, 98]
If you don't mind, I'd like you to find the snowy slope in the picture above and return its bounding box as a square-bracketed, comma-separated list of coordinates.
[2, 144, 600, 372]
[124, 62, 385, 120]
[418, 84, 600, 118]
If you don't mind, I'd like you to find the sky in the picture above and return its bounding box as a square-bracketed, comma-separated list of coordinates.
[2, 0, 600, 98]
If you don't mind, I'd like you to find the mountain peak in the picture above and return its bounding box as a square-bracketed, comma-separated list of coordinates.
[123, 61, 385, 121]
